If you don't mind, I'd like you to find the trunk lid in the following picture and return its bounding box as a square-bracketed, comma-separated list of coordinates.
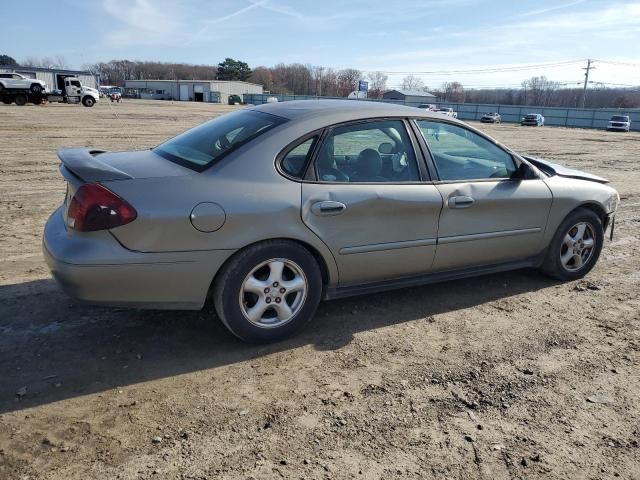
[58, 148, 193, 182]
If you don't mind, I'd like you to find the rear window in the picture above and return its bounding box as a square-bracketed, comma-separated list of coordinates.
[154, 110, 287, 171]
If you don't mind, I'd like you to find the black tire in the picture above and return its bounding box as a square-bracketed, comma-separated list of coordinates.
[540, 207, 604, 281]
[82, 96, 95, 107]
[30, 84, 42, 94]
[2, 98, 12, 105]
[213, 240, 323, 343]
[32, 97, 42, 105]
[14, 94, 27, 106]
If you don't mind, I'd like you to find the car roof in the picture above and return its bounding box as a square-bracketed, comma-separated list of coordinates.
[249, 99, 450, 123]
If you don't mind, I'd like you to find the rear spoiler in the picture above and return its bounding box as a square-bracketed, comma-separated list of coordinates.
[58, 148, 133, 182]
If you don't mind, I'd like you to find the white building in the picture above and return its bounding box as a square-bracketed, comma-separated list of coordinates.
[123, 79, 263, 103]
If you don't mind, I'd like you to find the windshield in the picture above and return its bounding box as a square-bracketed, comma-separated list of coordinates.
[611, 116, 628, 122]
[154, 110, 287, 171]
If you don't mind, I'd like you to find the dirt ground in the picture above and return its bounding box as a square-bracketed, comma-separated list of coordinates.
[0, 100, 638, 480]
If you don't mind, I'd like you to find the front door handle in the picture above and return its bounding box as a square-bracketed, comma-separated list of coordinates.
[448, 195, 475, 209]
[311, 200, 346, 216]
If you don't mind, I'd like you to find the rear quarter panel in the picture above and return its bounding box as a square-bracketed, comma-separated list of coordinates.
[104, 126, 340, 285]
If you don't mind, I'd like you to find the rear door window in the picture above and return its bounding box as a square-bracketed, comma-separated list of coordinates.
[315, 119, 421, 183]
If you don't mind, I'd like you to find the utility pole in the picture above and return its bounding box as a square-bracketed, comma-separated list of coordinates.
[317, 66, 324, 97]
[580, 59, 595, 108]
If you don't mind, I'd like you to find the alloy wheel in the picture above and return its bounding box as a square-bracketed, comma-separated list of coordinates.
[239, 258, 308, 328]
[560, 222, 595, 271]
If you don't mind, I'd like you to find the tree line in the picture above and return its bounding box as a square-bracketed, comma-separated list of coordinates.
[1, 53, 637, 108]
[464, 76, 640, 109]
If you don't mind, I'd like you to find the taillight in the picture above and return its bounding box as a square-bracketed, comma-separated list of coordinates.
[67, 183, 137, 232]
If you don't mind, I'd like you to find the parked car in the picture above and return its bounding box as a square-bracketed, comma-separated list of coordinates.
[481, 112, 502, 123]
[44, 100, 619, 343]
[228, 94, 242, 105]
[607, 115, 631, 132]
[435, 107, 458, 118]
[417, 103, 437, 111]
[0, 72, 48, 94]
[521, 113, 545, 126]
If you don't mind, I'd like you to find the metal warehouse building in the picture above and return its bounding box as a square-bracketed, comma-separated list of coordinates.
[0, 65, 97, 91]
[383, 89, 438, 103]
[123, 79, 263, 103]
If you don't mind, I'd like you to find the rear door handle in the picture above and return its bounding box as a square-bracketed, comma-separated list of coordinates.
[448, 195, 475, 209]
[311, 201, 346, 216]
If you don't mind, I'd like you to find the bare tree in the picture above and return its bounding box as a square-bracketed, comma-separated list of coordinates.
[401, 74, 424, 90]
[440, 81, 465, 102]
[90, 60, 218, 86]
[22, 55, 69, 69]
[249, 66, 274, 92]
[337, 68, 363, 97]
[520, 76, 559, 106]
[367, 71, 388, 98]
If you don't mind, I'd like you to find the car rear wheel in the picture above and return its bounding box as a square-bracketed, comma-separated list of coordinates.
[540, 208, 603, 281]
[213, 240, 322, 343]
[14, 94, 27, 106]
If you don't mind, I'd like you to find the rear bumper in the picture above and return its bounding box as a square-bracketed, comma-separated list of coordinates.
[43, 207, 234, 310]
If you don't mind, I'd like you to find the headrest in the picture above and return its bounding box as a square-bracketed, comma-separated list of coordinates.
[357, 148, 382, 175]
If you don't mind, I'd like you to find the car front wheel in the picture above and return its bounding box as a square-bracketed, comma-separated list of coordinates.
[541, 208, 604, 281]
[213, 240, 323, 343]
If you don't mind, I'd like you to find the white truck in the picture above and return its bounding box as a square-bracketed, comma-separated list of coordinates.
[0, 75, 99, 107]
[435, 107, 458, 118]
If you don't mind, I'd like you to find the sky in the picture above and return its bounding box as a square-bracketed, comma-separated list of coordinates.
[4, 0, 640, 89]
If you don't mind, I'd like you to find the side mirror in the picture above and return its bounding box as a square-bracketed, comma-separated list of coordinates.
[513, 162, 535, 180]
[378, 142, 394, 154]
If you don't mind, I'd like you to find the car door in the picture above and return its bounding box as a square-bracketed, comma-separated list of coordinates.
[6, 74, 19, 88]
[413, 119, 553, 271]
[66, 79, 82, 98]
[300, 118, 443, 285]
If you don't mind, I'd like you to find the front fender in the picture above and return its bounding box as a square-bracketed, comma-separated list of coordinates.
[542, 176, 618, 245]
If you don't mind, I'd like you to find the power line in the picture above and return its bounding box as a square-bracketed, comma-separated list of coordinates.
[594, 59, 640, 68]
[358, 59, 587, 75]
